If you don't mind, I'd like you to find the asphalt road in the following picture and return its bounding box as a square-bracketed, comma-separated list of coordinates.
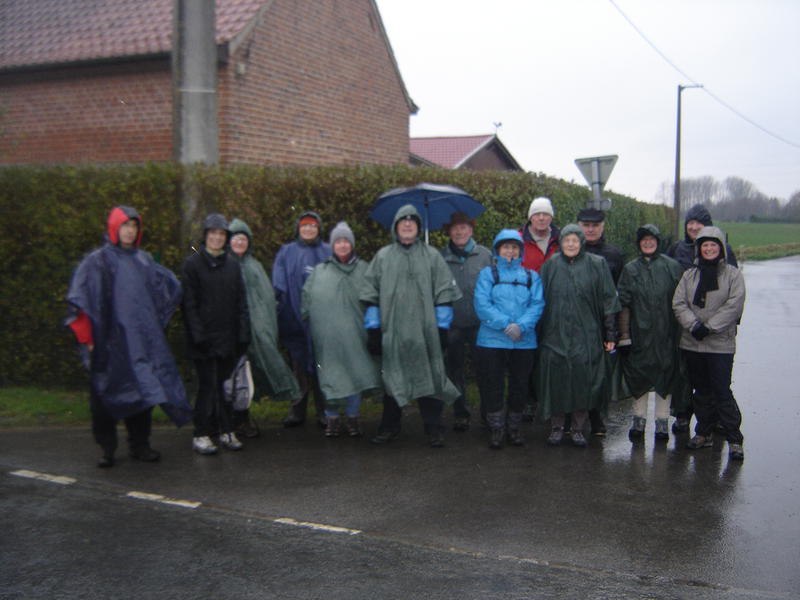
[2, 256, 799, 599]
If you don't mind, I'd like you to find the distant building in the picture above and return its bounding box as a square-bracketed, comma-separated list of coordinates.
[0, 0, 416, 166]
[410, 134, 523, 172]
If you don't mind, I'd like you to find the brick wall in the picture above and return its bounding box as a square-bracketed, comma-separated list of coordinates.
[218, 0, 411, 165]
[0, 60, 173, 164]
[0, 0, 410, 166]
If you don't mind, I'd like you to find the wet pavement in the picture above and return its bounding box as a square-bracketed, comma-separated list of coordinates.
[2, 256, 799, 599]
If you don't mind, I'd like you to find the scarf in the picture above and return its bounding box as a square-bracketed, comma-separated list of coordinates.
[449, 238, 475, 262]
[692, 256, 721, 307]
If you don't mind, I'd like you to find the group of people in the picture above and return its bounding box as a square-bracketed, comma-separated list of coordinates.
[65, 197, 746, 467]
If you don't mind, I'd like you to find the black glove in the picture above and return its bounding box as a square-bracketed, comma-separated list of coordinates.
[691, 323, 710, 340]
[367, 329, 382, 356]
[603, 313, 619, 344]
[438, 328, 448, 351]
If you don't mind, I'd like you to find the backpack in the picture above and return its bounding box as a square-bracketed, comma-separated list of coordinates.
[490, 265, 532, 289]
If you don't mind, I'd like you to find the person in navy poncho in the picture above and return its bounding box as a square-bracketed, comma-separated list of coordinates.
[66, 206, 192, 468]
[272, 211, 331, 427]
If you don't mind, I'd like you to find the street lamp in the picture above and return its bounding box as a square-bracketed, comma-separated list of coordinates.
[673, 83, 703, 241]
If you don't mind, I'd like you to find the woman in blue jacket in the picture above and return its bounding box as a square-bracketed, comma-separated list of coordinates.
[474, 229, 545, 448]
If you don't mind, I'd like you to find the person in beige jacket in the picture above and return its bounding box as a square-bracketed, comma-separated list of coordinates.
[672, 226, 746, 460]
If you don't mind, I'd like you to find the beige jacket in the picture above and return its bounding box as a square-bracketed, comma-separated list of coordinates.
[672, 226, 746, 354]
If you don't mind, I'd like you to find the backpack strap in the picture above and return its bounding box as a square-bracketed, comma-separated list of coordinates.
[491, 265, 532, 289]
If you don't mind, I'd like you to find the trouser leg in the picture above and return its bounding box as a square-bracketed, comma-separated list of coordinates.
[571, 410, 589, 432]
[417, 397, 445, 435]
[684, 351, 716, 437]
[706, 353, 743, 444]
[654, 393, 671, 420]
[475, 346, 505, 417]
[378, 394, 402, 434]
[288, 358, 310, 421]
[124, 407, 153, 451]
[193, 356, 236, 437]
[90, 388, 117, 456]
[632, 393, 649, 418]
[507, 349, 535, 418]
[344, 394, 361, 417]
[446, 327, 475, 419]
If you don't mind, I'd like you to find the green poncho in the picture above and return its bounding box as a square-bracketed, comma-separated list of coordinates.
[617, 228, 686, 403]
[359, 204, 462, 407]
[301, 256, 381, 401]
[536, 224, 621, 419]
[229, 219, 301, 402]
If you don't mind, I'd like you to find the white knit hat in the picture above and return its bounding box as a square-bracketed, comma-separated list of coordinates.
[528, 197, 554, 218]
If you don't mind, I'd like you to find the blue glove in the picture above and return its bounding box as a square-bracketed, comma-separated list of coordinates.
[364, 305, 381, 329]
[435, 305, 453, 330]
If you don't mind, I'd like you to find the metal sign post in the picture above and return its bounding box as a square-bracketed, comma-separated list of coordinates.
[574, 155, 618, 210]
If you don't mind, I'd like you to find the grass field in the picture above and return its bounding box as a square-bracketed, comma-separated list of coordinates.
[719, 221, 800, 247]
[717, 221, 800, 261]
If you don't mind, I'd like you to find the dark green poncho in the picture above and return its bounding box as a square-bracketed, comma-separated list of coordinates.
[536, 224, 621, 419]
[618, 226, 688, 406]
[229, 219, 301, 402]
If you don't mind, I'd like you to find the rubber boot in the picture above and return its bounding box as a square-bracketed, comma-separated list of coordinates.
[654, 418, 669, 441]
[487, 411, 505, 449]
[507, 412, 524, 446]
[628, 416, 646, 441]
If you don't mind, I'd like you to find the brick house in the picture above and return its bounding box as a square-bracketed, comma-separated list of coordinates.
[410, 134, 523, 172]
[0, 0, 416, 166]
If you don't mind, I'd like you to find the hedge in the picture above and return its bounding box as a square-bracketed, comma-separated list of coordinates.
[0, 163, 674, 387]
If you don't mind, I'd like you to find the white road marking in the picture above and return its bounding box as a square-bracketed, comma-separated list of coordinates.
[274, 517, 361, 535]
[9, 469, 76, 485]
[126, 490, 201, 509]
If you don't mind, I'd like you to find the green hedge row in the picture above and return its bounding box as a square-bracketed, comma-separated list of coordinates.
[0, 163, 674, 387]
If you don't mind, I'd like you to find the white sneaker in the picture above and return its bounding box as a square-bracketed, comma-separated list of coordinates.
[192, 436, 218, 455]
[219, 432, 243, 451]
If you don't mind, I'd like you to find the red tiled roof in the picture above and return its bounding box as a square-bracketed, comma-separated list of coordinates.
[409, 135, 495, 169]
[0, 0, 265, 70]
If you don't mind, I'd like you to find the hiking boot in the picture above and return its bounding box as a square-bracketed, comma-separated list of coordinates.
[236, 417, 261, 439]
[672, 417, 690, 434]
[508, 428, 524, 447]
[129, 445, 161, 462]
[489, 428, 505, 449]
[590, 412, 607, 437]
[728, 443, 744, 461]
[654, 418, 670, 441]
[370, 430, 399, 445]
[628, 416, 646, 441]
[97, 454, 115, 468]
[345, 417, 362, 437]
[522, 403, 535, 422]
[218, 432, 243, 451]
[325, 416, 341, 438]
[429, 432, 445, 448]
[453, 416, 470, 432]
[571, 431, 588, 447]
[686, 434, 713, 449]
[547, 426, 564, 446]
[192, 436, 218, 455]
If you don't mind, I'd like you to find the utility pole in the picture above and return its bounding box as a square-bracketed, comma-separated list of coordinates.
[173, 0, 218, 245]
[673, 84, 703, 241]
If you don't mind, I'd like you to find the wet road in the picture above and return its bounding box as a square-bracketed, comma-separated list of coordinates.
[2, 256, 799, 599]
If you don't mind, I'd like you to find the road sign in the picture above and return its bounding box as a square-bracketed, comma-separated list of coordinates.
[574, 155, 618, 210]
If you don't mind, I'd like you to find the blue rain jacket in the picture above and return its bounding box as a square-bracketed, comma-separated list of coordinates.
[474, 229, 545, 350]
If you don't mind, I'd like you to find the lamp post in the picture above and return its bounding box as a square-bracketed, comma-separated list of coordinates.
[673, 84, 703, 241]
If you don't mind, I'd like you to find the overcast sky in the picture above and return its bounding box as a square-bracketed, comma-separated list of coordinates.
[375, 0, 800, 205]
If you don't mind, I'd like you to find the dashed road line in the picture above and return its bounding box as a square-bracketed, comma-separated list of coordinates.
[126, 490, 202, 509]
[9, 469, 76, 485]
[274, 517, 361, 535]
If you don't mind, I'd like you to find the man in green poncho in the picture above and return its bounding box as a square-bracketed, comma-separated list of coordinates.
[535, 224, 620, 447]
[229, 218, 302, 437]
[617, 224, 687, 442]
[360, 204, 462, 448]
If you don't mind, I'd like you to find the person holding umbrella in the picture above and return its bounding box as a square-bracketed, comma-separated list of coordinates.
[361, 204, 462, 447]
[439, 212, 492, 432]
